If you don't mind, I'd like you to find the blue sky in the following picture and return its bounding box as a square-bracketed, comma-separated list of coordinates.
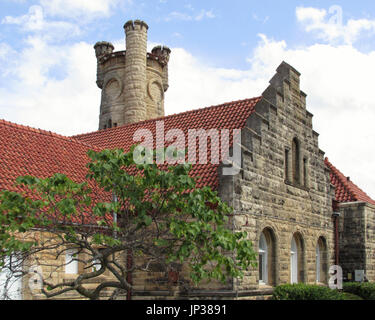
[1, 0, 375, 198]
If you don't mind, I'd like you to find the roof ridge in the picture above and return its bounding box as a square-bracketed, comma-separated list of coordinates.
[0, 119, 100, 151]
[325, 157, 375, 204]
[73, 96, 262, 139]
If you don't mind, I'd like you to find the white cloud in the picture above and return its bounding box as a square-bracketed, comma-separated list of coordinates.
[252, 13, 269, 24]
[0, 37, 100, 135]
[39, 0, 122, 20]
[165, 9, 215, 22]
[0, 43, 12, 59]
[195, 9, 215, 21]
[296, 6, 375, 44]
[2, 5, 81, 40]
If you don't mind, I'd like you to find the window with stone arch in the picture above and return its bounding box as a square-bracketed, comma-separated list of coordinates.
[316, 236, 328, 284]
[292, 138, 300, 185]
[290, 232, 305, 284]
[258, 228, 277, 286]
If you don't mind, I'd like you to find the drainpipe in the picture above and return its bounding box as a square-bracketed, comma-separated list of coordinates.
[112, 191, 133, 299]
[126, 250, 133, 300]
[332, 205, 340, 266]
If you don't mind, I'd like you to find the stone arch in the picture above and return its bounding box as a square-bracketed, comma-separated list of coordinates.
[147, 79, 164, 103]
[316, 236, 329, 284]
[103, 76, 123, 101]
[290, 231, 305, 283]
[258, 226, 278, 286]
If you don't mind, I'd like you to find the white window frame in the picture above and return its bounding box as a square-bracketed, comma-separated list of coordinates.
[92, 258, 102, 272]
[65, 249, 79, 274]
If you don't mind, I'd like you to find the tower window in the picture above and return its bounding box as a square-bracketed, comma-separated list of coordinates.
[108, 119, 112, 129]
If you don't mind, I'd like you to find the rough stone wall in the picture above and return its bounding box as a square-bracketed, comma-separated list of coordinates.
[97, 51, 127, 130]
[338, 202, 375, 281]
[219, 62, 336, 291]
[9, 230, 125, 300]
[146, 59, 165, 119]
[364, 203, 375, 281]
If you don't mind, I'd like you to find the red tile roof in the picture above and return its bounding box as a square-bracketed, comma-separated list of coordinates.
[0, 119, 110, 224]
[73, 97, 262, 190]
[2, 96, 374, 224]
[324, 157, 375, 205]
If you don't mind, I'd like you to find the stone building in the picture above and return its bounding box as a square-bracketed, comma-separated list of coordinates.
[0, 19, 374, 300]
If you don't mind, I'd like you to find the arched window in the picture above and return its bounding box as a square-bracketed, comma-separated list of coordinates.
[290, 237, 298, 284]
[258, 228, 277, 286]
[290, 233, 304, 283]
[259, 233, 268, 285]
[292, 138, 300, 185]
[316, 237, 328, 283]
[316, 244, 320, 282]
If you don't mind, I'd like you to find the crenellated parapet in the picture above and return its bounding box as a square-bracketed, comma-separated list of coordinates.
[93, 41, 114, 89]
[151, 45, 171, 92]
[94, 20, 171, 130]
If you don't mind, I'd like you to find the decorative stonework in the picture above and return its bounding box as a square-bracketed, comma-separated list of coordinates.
[103, 77, 123, 102]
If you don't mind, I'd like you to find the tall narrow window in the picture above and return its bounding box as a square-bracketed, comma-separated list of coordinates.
[259, 233, 268, 285]
[291, 233, 304, 284]
[292, 138, 300, 185]
[316, 237, 328, 283]
[290, 237, 298, 284]
[108, 119, 112, 129]
[303, 158, 308, 187]
[285, 149, 289, 182]
[258, 228, 276, 286]
[316, 245, 320, 283]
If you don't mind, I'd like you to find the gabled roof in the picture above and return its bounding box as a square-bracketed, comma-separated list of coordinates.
[1, 97, 374, 216]
[73, 97, 262, 190]
[324, 157, 375, 205]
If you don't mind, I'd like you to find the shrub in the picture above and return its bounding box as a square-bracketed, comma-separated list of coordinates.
[343, 282, 375, 300]
[272, 284, 345, 300]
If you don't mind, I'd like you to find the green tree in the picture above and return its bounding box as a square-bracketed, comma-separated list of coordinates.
[0, 147, 256, 300]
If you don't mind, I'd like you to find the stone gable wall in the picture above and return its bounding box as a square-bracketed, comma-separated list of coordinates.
[219, 62, 336, 290]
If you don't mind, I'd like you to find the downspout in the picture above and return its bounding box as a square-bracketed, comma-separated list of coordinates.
[111, 191, 133, 300]
[332, 200, 340, 266]
[126, 250, 133, 300]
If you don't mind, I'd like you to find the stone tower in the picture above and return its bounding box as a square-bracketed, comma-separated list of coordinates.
[94, 20, 171, 130]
